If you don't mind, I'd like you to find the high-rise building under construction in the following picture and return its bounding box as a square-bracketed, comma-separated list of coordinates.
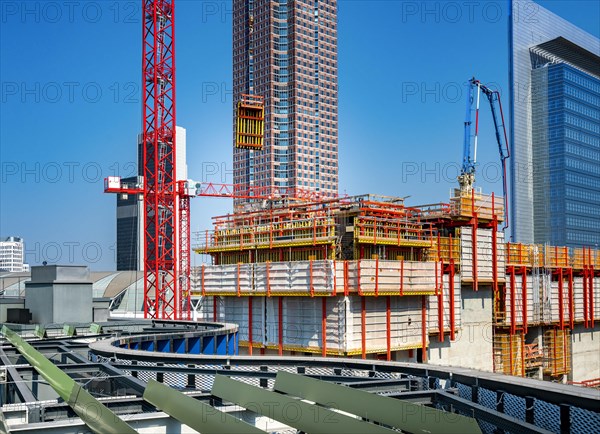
[233, 0, 339, 206]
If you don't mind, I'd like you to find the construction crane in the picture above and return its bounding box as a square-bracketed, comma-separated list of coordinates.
[458, 77, 510, 223]
[104, 0, 267, 320]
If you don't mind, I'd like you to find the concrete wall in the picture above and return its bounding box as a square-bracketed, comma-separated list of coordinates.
[571, 323, 600, 382]
[427, 285, 494, 372]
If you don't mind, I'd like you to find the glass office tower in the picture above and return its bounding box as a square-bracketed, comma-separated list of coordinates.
[509, 0, 600, 247]
[233, 0, 339, 207]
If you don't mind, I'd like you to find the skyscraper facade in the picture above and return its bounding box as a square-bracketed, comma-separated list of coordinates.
[233, 0, 339, 205]
[509, 0, 600, 248]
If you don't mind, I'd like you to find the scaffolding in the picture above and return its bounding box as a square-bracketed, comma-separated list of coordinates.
[493, 331, 525, 377]
[543, 328, 572, 377]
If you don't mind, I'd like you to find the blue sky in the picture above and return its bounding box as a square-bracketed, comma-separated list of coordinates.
[1, 1, 599, 270]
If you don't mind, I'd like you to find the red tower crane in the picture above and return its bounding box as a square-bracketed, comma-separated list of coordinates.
[141, 0, 181, 320]
[104, 0, 184, 320]
[105, 1, 311, 320]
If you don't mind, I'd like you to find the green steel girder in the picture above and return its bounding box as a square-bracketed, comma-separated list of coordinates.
[1, 326, 137, 434]
[274, 371, 482, 434]
[211, 374, 395, 434]
[143, 379, 266, 434]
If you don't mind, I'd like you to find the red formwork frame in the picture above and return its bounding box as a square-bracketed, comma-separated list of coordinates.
[507, 266, 528, 335]
[278, 297, 283, 356]
[586, 247, 595, 328]
[361, 297, 367, 359]
[471, 189, 479, 291]
[421, 295, 428, 363]
[142, 0, 179, 320]
[386, 296, 392, 361]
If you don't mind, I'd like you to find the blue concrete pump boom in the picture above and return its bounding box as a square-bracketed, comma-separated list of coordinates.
[459, 77, 510, 225]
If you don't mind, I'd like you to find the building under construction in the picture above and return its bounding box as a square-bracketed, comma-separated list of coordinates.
[192, 188, 600, 384]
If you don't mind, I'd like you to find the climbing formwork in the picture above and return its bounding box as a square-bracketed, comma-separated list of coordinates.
[192, 190, 599, 370]
[543, 328, 572, 378]
[493, 330, 525, 377]
[235, 94, 264, 150]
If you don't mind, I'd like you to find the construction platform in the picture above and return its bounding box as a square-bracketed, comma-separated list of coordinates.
[192, 189, 600, 382]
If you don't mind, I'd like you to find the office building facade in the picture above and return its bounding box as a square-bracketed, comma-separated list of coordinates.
[233, 0, 339, 205]
[509, 0, 600, 247]
[0, 237, 27, 272]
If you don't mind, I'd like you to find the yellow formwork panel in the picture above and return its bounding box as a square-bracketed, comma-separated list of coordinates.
[359, 291, 436, 296]
[355, 237, 431, 248]
[195, 239, 336, 254]
[235, 95, 264, 150]
[493, 332, 525, 377]
[543, 328, 571, 377]
[430, 237, 461, 263]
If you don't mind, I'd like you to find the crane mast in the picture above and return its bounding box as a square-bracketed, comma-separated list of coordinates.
[141, 0, 186, 319]
[459, 77, 510, 222]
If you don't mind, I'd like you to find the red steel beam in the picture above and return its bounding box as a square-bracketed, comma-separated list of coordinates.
[521, 267, 528, 334]
[142, 0, 179, 320]
[583, 248, 589, 328]
[509, 267, 516, 335]
[438, 261, 444, 342]
[386, 296, 392, 361]
[361, 297, 366, 359]
[472, 212, 479, 291]
[449, 260, 456, 341]
[309, 259, 315, 297]
[248, 297, 253, 356]
[421, 295, 428, 363]
[278, 297, 283, 356]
